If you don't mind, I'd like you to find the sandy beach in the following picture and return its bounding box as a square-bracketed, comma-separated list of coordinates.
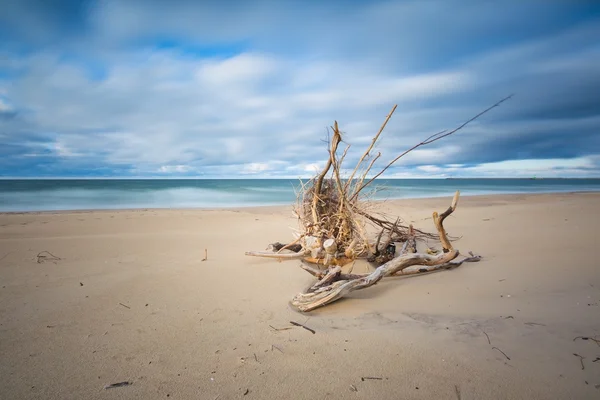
[1, 192, 599, 399]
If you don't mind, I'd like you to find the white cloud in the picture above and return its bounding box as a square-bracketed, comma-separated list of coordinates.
[196, 53, 279, 87]
[1, 1, 599, 178]
[466, 157, 596, 175]
[159, 165, 190, 173]
[3, 47, 477, 175]
[405, 156, 600, 178]
[417, 165, 442, 173]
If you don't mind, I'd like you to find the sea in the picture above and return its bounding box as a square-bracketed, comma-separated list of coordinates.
[0, 178, 599, 212]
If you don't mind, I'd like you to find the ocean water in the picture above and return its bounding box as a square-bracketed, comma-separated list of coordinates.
[0, 179, 599, 212]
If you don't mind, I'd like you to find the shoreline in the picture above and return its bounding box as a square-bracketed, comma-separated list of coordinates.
[1, 189, 599, 215]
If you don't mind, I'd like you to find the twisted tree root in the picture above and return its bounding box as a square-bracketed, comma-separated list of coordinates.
[291, 191, 469, 312]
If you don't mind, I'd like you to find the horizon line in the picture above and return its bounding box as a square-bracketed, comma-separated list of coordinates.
[1, 176, 600, 180]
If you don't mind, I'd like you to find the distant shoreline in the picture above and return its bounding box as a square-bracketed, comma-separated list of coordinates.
[444, 177, 600, 180]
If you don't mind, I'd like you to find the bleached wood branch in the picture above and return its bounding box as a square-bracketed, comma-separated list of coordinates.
[291, 191, 463, 311]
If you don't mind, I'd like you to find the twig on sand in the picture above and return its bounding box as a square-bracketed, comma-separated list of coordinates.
[0, 251, 12, 262]
[361, 377, 383, 381]
[455, 384, 462, 400]
[350, 384, 358, 392]
[492, 346, 510, 360]
[290, 321, 316, 334]
[573, 353, 585, 370]
[271, 344, 284, 353]
[36, 251, 61, 264]
[254, 353, 259, 363]
[482, 330, 491, 345]
[524, 322, 546, 326]
[201, 249, 208, 262]
[573, 336, 600, 346]
[119, 303, 131, 309]
[269, 325, 293, 331]
[104, 381, 132, 389]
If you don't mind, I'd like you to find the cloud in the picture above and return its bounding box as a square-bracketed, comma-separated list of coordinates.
[0, 0, 599, 178]
[158, 165, 190, 173]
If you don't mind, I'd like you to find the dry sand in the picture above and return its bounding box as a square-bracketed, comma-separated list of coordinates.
[1, 192, 599, 399]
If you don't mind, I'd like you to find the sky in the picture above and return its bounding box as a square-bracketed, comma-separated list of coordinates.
[0, 0, 599, 179]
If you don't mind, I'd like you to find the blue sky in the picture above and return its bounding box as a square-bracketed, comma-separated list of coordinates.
[0, 0, 599, 178]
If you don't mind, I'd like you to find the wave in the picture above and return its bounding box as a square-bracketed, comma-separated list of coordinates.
[1, 179, 599, 212]
[0, 187, 295, 212]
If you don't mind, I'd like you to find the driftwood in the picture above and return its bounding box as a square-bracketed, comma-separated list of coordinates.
[291, 191, 481, 311]
[246, 97, 509, 311]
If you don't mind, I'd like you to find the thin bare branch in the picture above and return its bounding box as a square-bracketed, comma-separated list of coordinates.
[352, 95, 513, 198]
[312, 123, 342, 226]
[344, 105, 397, 192]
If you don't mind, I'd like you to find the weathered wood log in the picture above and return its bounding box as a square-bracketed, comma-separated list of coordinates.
[308, 266, 342, 292]
[344, 238, 359, 259]
[302, 256, 354, 267]
[299, 262, 325, 278]
[299, 252, 480, 287]
[434, 190, 459, 252]
[245, 250, 310, 260]
[323, 239, 337, 254]
[291, 250, 459, 311]
[394, 253, 481, 276]
[323, 239, 337, 266]
[290, 191, 464, 312]
[267, 242, 304, 253]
